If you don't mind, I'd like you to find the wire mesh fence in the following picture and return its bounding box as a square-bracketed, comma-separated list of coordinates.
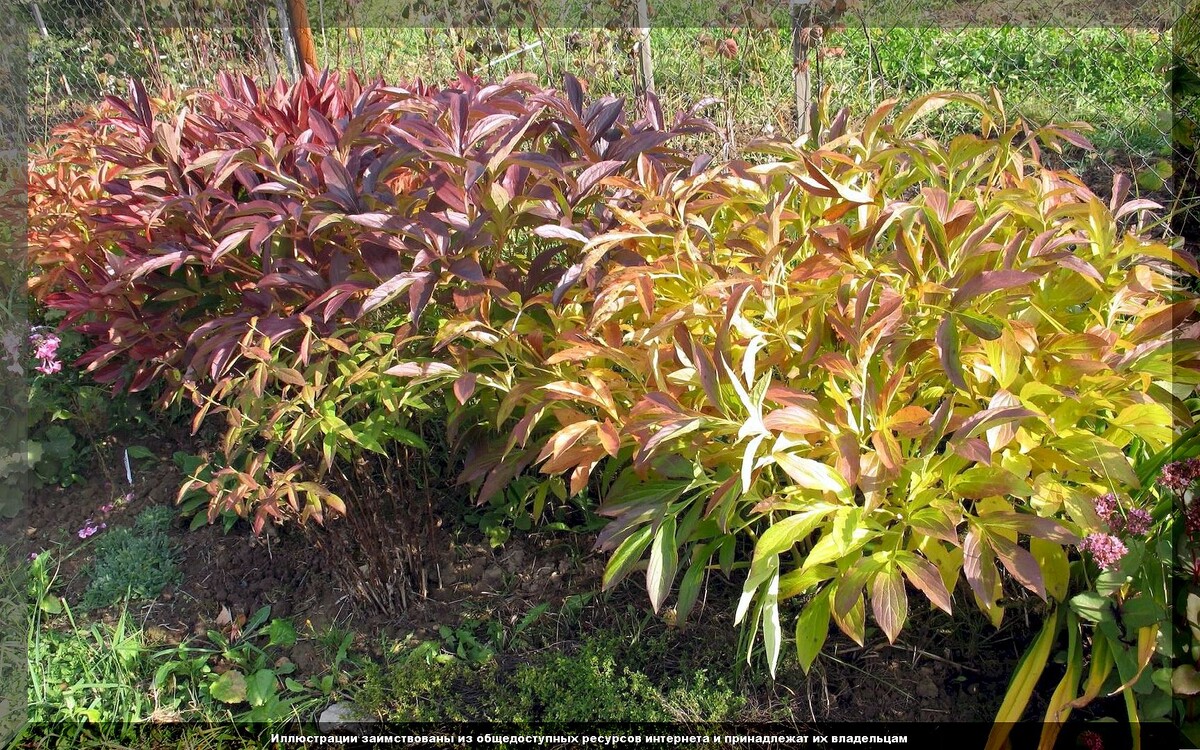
[19, 0, 1197, 229]
[24, 0, 278, 140]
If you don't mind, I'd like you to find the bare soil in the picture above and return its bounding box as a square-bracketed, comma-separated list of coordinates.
[2, 442, 1045, 725]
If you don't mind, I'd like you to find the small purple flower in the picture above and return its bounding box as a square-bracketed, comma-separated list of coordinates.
[1159, 459, 1200, 492]
[28, 551, 40, 561]
[98, 503, 114, 514]
[1081, 533, 1128, 570]
[1124, 508, 1152, 536]
[1107, 514, 1126, 534]
[77, 519, 104, 539]
[1093, 492, 1118, 520]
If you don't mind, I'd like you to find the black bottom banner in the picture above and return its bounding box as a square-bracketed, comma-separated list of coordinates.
[4, 721, 1193, 750]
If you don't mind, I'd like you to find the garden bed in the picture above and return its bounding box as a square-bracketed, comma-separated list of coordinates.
[7, 60, 1196, 749]
[5, 443, 1046, 727]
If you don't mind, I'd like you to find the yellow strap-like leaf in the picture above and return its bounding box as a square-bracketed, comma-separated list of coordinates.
[986, 607, 1062, 750]
[1038, 612, 1082, 750]
[1067, 634, 1114, 711]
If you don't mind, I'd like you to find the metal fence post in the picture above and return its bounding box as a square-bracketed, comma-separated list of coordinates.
[28, 2, 72, 97]
[29, 2, 47, 38]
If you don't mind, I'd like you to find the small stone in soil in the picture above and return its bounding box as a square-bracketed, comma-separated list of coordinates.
[318, 702, 373, 733]
[916, 679, 939, 699]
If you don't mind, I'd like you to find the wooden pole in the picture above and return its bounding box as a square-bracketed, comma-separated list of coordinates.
[286, 0, 318, 72]
[274, 0, 300, 82]
[634, 0, 655, 97]
[258, 2, 280, 83]
[791, 0, 813, 139]
[30, 2, 48, 38]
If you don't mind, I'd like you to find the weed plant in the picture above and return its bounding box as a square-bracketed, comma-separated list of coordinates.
[81, 507, 180, 610]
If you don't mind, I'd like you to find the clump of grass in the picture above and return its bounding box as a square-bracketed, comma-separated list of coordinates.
[28, 608, 148, 726]
[500, 637, 670, 722]
[132, 505, 175, 535]
[82, 507, 180, 610]
[356, 656, 483, 722]
[354, 632, 745, 723]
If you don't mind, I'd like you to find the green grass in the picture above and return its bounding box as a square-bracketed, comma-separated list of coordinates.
[310, 25, 1171, 159]
[22, 548, 341, 747]
[0, 548, 28, 745]
[25, 551, 152, 742]
[26, 14, 1173, 163]
[29, 607, 147, 726]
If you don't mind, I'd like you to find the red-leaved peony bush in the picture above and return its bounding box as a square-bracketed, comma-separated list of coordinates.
[28, 69, 713, 530]
[29, 69, 712, 394]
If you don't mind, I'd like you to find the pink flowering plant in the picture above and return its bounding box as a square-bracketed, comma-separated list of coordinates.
[1161, 444, 1200, 743]
[28, 327, 62, 375]
[76, 519, 106, 539]
[72, 493, 127, 540]
[24, 316, 163, 487]
[988, 422, 1196, 749]
[24, 320, 90, 486]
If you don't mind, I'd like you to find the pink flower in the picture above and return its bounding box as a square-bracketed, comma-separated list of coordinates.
[1124, 508, 1152, 536]
[34, 338, 59, 361]
[1159, 459, 1200, 492]
[77, 520, 104, 539]
[1081, 533, 1128, 570]
[1092, 493, 1153, 538]
[99, 503, 114, 514]
[29, 329, 63, 376]
[1092, 493, 1118, 520]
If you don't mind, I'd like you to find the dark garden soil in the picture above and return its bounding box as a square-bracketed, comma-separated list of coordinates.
[2, 439, 1051, 725]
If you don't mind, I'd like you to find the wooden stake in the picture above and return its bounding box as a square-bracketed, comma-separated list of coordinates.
[258, 2, 280, 83]
[634, 0, 655, 97]
[286, 0, 318, 72]
[273, 0, 300, 82]
[791, 0, 814, 139]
